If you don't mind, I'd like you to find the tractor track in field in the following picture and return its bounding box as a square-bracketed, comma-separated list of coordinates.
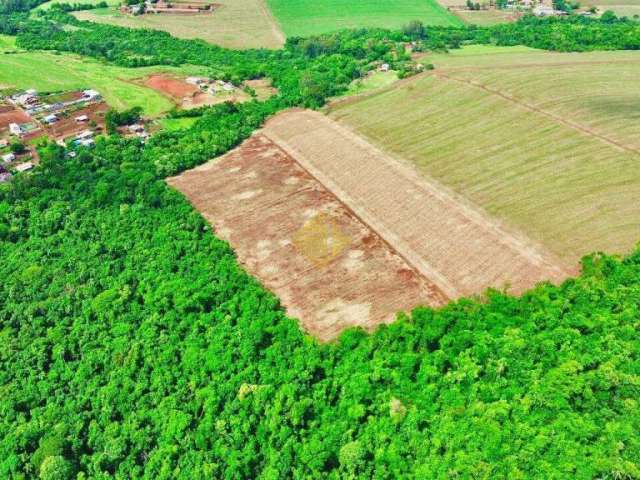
[432, 71, 640, 155]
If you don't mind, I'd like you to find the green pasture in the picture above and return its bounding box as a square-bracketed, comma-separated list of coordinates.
[267, 0, 462, 38]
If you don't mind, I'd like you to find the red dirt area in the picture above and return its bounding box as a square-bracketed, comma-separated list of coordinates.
[45, 102, 109, 140]
[144, 74, 200, 101]
[263, 110, 573, 299]
[168, 134, 447, 341]
[0, 106, 31, 130]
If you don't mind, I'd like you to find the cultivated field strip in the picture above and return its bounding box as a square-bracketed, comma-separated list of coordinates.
[329, 49, 640, 261]
[263, 110, 571, 298]
[168, 134, 446, 341]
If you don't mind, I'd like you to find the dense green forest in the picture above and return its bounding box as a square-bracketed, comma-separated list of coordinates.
[1, 12, 640, 480]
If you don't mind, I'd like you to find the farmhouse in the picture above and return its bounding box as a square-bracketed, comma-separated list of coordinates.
[128, 123, 145, 133]
[82, 90, 101, 101]
[9, 123, 23, 136]
[75, 130, 94, 140]
[75, 115, 89, 123]
[0, 172, 11, 183]
[15, 93, 38, 107]
[2, 152, 15, 163]
[15, 162, 34, 172]
[533, 5, 565, 15]
[43, 114, 58, 124]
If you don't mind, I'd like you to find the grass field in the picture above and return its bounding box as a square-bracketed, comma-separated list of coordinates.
[0, 35, 17, 52]
[74, 0, 285, 49]
[157, 117, 200, 131]
[328, 46, 640, 264]
[0, 50, 208, 116]
[267, 0, 461, 37]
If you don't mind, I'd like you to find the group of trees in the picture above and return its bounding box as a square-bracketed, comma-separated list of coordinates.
[104, 106, 143, 135]
[0, 10, 639, 480]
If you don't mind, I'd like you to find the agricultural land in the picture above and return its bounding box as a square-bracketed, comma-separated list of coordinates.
[168, 133, 447, 340]
[0, 44, 209, 115]
[74, 0, 285, 49]
[266, 0, 461, 37]
[591, 0, 640, 18]
[2, 8, 640, 480]
[328, 45, 640, 265]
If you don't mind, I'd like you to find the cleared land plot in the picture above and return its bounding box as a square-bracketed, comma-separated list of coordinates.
[0, 105, 31, 129]
[168, 134, 446, 341]
[141, 74, 250, 108]
[0, 50, 209, 116]
[267, 0, 461, 38]
[328, 47, 640, 262]
[592, 0, 640, 18]
[75, 0, 285, 49]
[263, 110, 570, 299]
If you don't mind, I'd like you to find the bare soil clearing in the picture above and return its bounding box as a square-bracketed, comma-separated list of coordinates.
[0, 106, 31, 129]
[263, 110, 572, 299]
[168, 134, 446, 341]
[142, 74, 250, 109]
[144, 74, 199, 100]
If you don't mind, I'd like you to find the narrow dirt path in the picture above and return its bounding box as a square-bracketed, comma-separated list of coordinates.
[257, 0, 286, 46]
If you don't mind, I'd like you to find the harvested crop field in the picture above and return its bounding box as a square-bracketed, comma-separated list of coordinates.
[263, 110, 572, 299]
[74, 0, 285, 49]
[329, 47, 640, 263]
[168, 133, 447, 341]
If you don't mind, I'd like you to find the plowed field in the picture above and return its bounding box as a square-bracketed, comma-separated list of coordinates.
[168, 134, 447, 341]
[262, 110, 572, 299]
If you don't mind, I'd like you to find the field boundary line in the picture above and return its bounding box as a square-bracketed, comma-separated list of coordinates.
[434, 71, 640, 155]
[258, 0, 286, 46]
[264, 130, 461, 298]
[263, 110, 574, 298]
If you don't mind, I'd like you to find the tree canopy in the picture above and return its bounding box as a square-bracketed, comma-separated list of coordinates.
[1, 12, 639, 480]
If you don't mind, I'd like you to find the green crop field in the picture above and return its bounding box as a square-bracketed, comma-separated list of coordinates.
[267, 0, 462, 37]
[0, 35, 17, 52]
[328, 46, 640, 264]
[0, 50, 208, 116]
[74, 0, 285, 49]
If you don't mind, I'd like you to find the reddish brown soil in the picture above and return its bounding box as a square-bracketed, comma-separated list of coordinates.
[262, 110, 572, 299]
[144, 74, 200, 101]
[45, 102, 108, 140]
[168, 134, 447, 341]
[0, 106, 31, 129]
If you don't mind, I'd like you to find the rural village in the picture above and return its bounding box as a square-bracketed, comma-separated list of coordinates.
[0, 73, 254, 183]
